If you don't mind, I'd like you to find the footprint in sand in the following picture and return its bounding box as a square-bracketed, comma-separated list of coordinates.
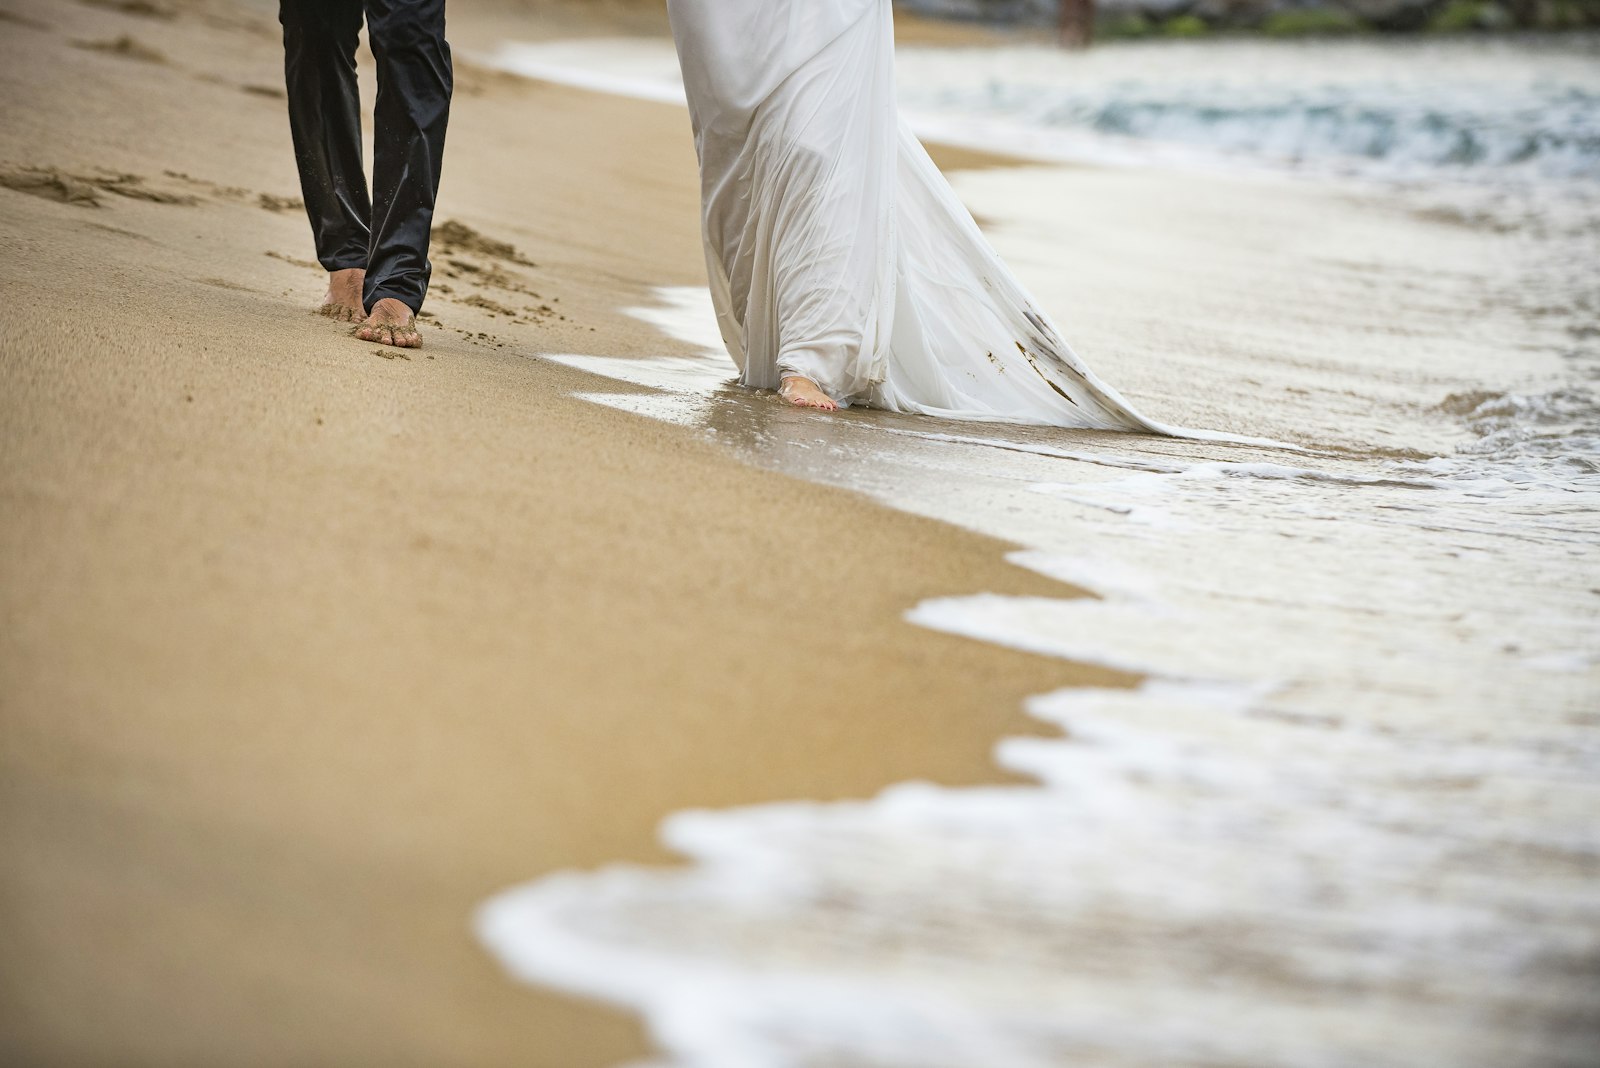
[195, 277, 255, 293]
[163, 170, 251, 200]
[149, 171, 301, 216]
[72, 35, 167, 63]
[265, 249, 319, 271]
[85, 221, 155, 242]
[89, 170, 198, 205]
[257, 193, 304, 214]
[433, 220, 536, 268]
[0, 9, 51, 29]
[78, 0, 176, 19]
[0, 166, 197, 207]
[429, 219, 570, 327]
[0, 168, 102, 206]
[460, 294, 519, 319]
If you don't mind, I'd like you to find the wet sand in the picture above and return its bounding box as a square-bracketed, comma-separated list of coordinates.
[0, 1, 1110, 1065]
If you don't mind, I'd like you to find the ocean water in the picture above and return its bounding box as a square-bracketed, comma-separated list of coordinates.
[894, 36, 1600, 183]
[492, 33, 1600, 184]
[477, 34, 1600, 1068]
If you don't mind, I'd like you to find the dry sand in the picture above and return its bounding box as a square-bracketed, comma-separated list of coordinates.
[0, 1, 1118, 1065]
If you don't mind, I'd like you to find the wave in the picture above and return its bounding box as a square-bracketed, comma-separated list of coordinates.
[893, 36, 1600, 185]
[478, 279, 1600, 1063]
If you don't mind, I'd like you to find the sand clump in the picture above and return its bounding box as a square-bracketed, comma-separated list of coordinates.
[432, 218, 537, 266]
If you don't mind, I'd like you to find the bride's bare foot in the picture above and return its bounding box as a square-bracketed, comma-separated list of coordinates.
[354, 297, 423, 348]
[779, 376, 839, 411]
[318, 268, 365, 322]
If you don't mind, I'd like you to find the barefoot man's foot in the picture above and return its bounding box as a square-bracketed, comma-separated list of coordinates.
[318, 268, 365, 322]
[779, 376, 839, 411]
[354, 297, 423, 348]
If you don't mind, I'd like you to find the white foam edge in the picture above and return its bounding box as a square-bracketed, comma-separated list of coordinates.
[478, 873, 982, 1068]
[907, 593, 1191, 678]
[1004, 548, 1164, 602]
[473, 674, 1282, 1047]
[479, 43, 688, 106]
[623, 287, 727, 357]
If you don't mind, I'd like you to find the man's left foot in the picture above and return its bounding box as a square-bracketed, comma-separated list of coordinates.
[354, 297, 422, 348]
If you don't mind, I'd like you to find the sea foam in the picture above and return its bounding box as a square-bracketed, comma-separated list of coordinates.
[474, 33, 1600, 1068]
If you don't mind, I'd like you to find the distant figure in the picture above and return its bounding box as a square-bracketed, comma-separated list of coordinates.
[1060, 0, 1095, 48]
[279, 0, 452, 349]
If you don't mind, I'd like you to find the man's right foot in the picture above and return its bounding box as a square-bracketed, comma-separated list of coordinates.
[354, 297, 423, 348]
[318, 268, 365, 322]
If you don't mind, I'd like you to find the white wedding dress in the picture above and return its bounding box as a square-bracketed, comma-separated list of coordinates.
[665, 0, 1168, 431]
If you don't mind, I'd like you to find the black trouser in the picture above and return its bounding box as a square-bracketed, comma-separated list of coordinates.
[279, 0, 451, 315]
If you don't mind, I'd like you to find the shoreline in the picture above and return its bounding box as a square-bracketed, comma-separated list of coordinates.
[0, 1, 1121, 1064]
[462, 21, 1598, 1068]
[3, 1, 1594, 1066]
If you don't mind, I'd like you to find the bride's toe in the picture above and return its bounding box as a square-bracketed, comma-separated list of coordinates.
[779, 377, 838, 411]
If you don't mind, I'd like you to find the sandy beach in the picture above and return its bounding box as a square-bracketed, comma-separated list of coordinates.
[4, 1, 1596, 1066]
[0, 1, 1125, 1064]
